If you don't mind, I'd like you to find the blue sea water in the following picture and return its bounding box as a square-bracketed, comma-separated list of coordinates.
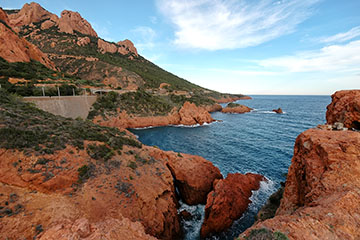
[131, 95, 331, 239]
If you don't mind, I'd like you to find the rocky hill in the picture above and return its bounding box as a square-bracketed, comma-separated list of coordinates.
[1, 2, 249, 126]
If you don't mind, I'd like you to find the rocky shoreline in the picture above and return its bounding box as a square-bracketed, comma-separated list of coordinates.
[240, 90, 360, 239]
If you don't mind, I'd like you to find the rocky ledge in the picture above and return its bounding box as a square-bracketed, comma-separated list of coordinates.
[240, 89, 360, 240]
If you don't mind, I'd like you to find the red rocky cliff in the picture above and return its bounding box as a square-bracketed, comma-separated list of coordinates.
[241, 90, 360, 240]
[326, 90, 360, 130]
[201, 173, 264, 238]
[0, 8, 55, 70]
[58, 10, 98, 37]
[7, 2, 58, 30]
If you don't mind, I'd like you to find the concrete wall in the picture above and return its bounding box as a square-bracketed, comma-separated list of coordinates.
[23, 95, 97, 119]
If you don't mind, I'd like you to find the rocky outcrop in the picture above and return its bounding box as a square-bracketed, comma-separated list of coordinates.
[272, 108, 283, 114]
[222, 103, 253, 114]
[77, 36, 91, 47]
[40, 19, 56, 30]
[326, 90, 360, 130]
[0, 7, 10, 25]
[58, 10, 97, 37]
[179, 101, 214, 125]
[118, 39, 138, 56]
[7, 2, 58, 29]
[241, 128, 360, 240]
[201, 173, 264, 238]
[166, 152, 223, 205]
[205, 103, 223, 113]
[98, 39, 118, 54]
[0, 13, 56, 70]
[94, 101, 215, 129]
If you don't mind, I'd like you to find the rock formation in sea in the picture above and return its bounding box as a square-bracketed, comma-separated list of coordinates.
[221, 102, 253, 114]
[272, 108, 283, 114]
[240, 89, 360, 240]
[201, 173, 265, 238]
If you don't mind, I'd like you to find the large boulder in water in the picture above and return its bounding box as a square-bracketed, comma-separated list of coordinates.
[200, 173, 264, 238]
[326, 90, 360, 130]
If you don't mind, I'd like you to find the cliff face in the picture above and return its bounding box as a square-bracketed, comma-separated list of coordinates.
[0, 8, 55, 69]
[7, 2, 58, 29]
[241, 90, 360, 240]
[58, 10, 97, 37]
[326, 90, 360, 130]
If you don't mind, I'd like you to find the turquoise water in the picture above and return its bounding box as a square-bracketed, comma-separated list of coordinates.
[131, 95, 331, 239]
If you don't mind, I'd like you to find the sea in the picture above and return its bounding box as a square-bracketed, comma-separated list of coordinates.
[131, 95, 331, 240]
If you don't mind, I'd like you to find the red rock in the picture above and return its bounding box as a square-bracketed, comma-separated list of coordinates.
[40, 20, 56, 30]
[77, 36, 90, 47]
[221, 104, 252, 114]
[180, 210, 192, 220]
[58, 10, 97, 37]
[0, 17, 56, 70]
[118, 39, 138, 56]
[241, 129, 360, 239]
[200, 173, 264, 238]
[179, 101, 214, 125]
[166, 152, 223, 205]
[8, 2, 58, 28]
[98, 39, 118, 54]
[39, 217, 157, 240]
[94, 101, 215, 129]
[326, 90, 360, 129]
[205, 104, 223, 113]
[272, 108, 283, 114]
[0, 7, 10, 25]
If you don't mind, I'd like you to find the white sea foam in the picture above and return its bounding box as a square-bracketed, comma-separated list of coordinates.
[248, 178, 276, 213]
[178, 200, 205, 240]
[132, 126, 156, 130]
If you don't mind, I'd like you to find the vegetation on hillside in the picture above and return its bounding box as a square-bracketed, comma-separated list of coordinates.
[0, 89, 141, 157]
[88, 90, 217, 119]
[19, 22, 206, 91]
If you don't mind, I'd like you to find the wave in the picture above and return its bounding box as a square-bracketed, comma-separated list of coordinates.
[171, 121, 216, 128]
[248, 178, 276, 213]
[132, 126, 157, 130]
[178, 200, 205, 240]
[251, 109, 287, 114]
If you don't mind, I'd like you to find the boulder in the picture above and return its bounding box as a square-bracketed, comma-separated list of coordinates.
[200, 173, 264, 238]
[58, 10, 97, 37]
[166, 152, 223, 205]
[326, 90, 360, 130]
[118, 39, 138, 56]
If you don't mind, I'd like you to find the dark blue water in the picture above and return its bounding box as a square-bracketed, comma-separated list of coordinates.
[131, 95, 331, 239]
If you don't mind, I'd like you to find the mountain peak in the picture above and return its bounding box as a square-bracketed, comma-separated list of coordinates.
[58, 10, 97, 37]
[8, 2, 58, 29]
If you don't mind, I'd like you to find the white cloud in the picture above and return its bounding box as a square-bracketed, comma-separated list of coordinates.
[320, 26, 360, 43]
[131, 26, 157, 50]
[156, 0, 320, 50]
[258, 40, 360, 73]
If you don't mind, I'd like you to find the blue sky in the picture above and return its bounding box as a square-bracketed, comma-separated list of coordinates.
[1, 0, 360, 95]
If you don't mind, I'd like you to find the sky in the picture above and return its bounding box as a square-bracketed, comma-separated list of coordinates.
[1, 0, 360, 95]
